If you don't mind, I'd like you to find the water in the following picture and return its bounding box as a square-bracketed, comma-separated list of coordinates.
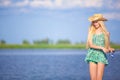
[0, 49, 120, 80]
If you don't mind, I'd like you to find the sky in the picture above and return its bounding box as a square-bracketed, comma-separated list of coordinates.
[0, 0, 120, 44]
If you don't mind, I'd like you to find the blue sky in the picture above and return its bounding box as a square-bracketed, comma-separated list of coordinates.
[0, 0, 120, 44]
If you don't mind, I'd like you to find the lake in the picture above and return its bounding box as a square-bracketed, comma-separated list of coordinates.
[0, 49, 120, 80]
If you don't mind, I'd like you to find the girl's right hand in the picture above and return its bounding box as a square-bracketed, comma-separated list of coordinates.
[109, 47, 115, 53]
[102, 47, 109, 53]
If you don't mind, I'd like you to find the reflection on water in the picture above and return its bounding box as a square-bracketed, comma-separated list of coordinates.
[0, 49, 120, 80]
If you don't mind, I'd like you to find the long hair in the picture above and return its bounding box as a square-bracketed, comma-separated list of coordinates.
[86, 21, 109, 49]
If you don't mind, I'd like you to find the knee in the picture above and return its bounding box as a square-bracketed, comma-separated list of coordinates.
[97, 73, 103, 80]
[91, 76, 97, 80]
[97, 76, 102, 80]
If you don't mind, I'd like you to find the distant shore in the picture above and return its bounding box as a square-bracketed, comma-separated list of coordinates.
[0, 44, 120, 49]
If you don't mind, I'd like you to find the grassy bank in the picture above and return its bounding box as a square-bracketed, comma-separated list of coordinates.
[0, 44, 85, 49]
[0, 44, 120, 49]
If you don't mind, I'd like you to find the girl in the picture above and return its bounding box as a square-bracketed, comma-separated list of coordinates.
[85, 14, 114, 80]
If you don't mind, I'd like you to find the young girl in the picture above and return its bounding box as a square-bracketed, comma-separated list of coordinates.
[85, 14, 114, 80]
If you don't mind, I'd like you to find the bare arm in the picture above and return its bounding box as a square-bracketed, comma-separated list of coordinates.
[107, 32, 115, 52]
[107, 32, 111, 48]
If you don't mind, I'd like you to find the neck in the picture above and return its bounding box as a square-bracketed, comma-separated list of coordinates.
[95, 27, 102, 34]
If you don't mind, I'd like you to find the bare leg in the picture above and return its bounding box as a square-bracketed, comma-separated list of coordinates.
[89, 62, 97, 80]
[97, 63, 105, 80]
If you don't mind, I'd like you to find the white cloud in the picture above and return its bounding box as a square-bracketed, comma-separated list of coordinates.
[0, 0, 120, 21]
[54, 0, 63, 7]
[0, 0, 11, 7]
[29, 0, 53, 8]
[15, 0, 29, 7]
[49, 0, 103, 9]
[1, 0, 120, 10]
[106, 0, 120, 9]
[76, 0, 103, 8]
[0, 0, 103, 9]
[103, 13, 120, 20]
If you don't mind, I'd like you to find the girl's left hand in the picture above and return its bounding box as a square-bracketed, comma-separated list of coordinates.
[109, 47, 115, 53]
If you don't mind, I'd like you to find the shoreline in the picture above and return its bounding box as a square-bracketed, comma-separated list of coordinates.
[0, 44, 120, 49]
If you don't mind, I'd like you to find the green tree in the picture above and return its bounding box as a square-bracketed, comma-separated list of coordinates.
[0, 40, 6, 44]
[22, 40, 30, 45]
[33, 40, 41, 44]
[57, 39, 71, 44]
[33, 38, 49, 45]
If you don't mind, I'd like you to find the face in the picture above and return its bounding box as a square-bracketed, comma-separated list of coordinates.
[92, 21, 100, 29]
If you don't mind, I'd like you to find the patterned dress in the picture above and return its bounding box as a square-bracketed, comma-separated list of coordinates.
[85, 33, 108, 65]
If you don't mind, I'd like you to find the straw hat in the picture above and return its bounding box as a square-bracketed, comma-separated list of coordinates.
[88, 14, 107, 22]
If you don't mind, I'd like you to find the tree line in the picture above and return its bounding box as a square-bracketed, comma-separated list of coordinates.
[0, 38, 85, 45]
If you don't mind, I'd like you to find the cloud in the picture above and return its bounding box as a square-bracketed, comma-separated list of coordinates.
[29, 0, 103, 9]
[0, 0, 11, 7]
[0, 0, 103, 9]
[0, 0, 120, 10]
[106, 0, 120, 9]
[52, 0, 103, 9]
[0, 0, 120, 20]
[79, 0, 103, 8]
[15, 0, 29, 7]
[29, 0, 53, 8]
[103, 12, 120, 20]
[30, 0, 103, 9]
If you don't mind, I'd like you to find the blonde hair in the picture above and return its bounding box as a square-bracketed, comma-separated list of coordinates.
[86, 21, 109, 49]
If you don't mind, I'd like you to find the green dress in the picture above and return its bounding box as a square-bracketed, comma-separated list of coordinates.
[85, 33, 108, 65]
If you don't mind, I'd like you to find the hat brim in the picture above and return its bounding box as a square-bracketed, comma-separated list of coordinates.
[88, 17, 107, 22]
[95, 18, 107, 21]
